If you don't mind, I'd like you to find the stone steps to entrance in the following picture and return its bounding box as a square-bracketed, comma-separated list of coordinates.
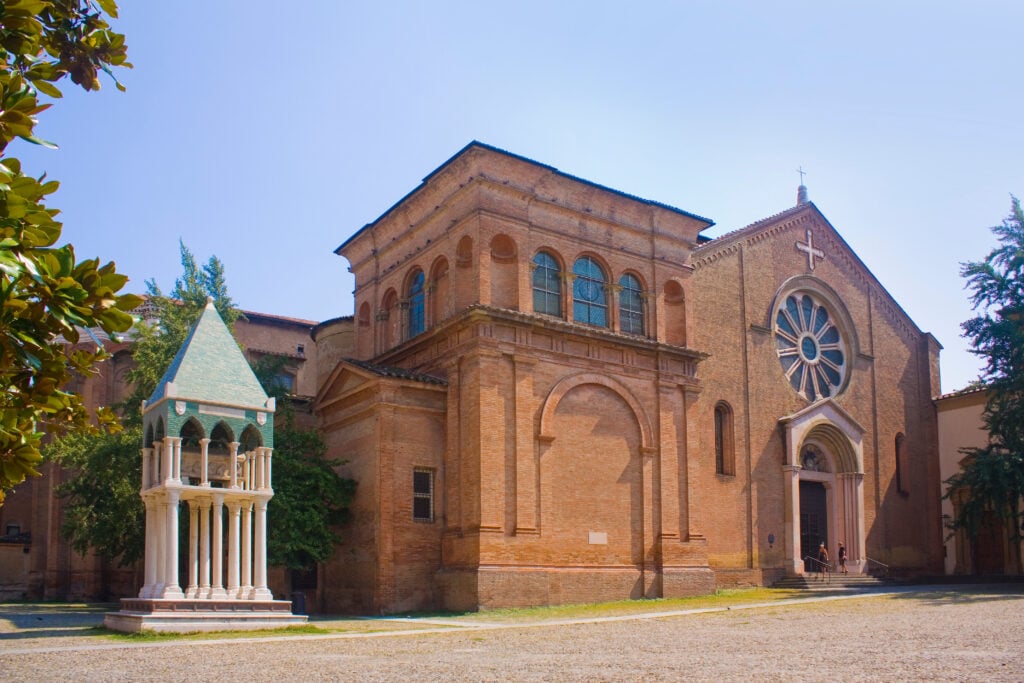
[772, 574, 891, 590]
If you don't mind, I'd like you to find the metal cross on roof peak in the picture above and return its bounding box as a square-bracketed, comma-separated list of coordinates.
[797, 166, 806, 185]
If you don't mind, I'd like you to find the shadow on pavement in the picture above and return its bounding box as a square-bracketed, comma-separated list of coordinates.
[0, 604, 110, 639]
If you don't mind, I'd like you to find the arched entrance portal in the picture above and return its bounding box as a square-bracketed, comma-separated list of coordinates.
[780, 400, 866, 575]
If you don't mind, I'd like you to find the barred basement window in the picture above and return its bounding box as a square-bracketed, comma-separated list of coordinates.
[413, 468, 434, 522]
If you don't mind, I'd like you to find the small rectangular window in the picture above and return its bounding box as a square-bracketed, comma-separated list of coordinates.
[274, 372, 295, 392]
[413, 469, 434, 522]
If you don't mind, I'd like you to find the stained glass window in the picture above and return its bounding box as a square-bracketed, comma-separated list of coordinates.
[775, 292, 846, 401]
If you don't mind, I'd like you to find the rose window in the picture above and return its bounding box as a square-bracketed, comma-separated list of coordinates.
[775, 292, 846, 401]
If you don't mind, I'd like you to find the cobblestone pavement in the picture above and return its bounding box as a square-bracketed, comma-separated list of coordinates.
[1, 586, 1022, 682]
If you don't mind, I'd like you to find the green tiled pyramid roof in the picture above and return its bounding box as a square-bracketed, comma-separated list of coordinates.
[147, 299, 269, 409]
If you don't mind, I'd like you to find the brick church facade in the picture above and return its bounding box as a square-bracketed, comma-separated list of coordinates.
[1, 142, 944, 611]
[313, 142, 944, 613]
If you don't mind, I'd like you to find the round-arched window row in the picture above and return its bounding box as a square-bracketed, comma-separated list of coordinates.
[375, 251, 663, 345]
[531, 250, 651, 336]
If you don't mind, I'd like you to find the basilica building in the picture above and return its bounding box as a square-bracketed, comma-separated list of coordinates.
[313, 142, 944, 613]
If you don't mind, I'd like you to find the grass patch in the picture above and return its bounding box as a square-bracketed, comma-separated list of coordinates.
[395, 587, 812, 624]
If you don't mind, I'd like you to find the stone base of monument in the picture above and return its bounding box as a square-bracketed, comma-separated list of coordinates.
[103, 598, 307, 633]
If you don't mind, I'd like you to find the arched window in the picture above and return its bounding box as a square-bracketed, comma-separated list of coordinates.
[572, 256, 608, 327]
[619, 273, 645, 335]
[240, 424, 262, 452]
[895, 433, 907, 494]
[714, 402, 735, 476]
[179, 418, 204, 450]
[407, 269, 425, 338]
[532, 251, 562, 317]
[209, 422, 233, 455]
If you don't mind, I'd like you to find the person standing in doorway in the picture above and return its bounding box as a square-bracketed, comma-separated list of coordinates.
[838, 542, 848, 574]
[817, 542, 830, 577]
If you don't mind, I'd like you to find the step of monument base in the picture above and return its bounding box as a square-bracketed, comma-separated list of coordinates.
[104, 598, 307, 633]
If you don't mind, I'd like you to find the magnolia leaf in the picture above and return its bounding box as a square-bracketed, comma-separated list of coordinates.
[19, 134, 58, 149]
[95, 0, 120, 18]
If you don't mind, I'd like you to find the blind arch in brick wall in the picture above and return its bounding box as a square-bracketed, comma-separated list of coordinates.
[538, 372, 654, 450]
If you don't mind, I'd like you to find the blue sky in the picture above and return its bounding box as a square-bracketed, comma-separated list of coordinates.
[15, 1, 1023, 393]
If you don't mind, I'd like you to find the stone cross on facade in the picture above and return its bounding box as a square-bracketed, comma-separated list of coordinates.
[796, 229, 824, 270]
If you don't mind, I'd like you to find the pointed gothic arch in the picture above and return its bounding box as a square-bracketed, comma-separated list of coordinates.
[179, 417, 204, 450]
[240, 424, 263, 452]
[209, 421, 234, 455]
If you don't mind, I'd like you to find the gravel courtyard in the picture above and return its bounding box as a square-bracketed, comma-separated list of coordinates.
[1, 586, 1022, 682]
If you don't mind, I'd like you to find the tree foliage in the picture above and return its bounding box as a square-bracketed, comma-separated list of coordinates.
[0, 0, 136, 504]
[54, 243, 234, 563]
[251, 355, 356, 571]
[55, 249, 356, 575]
[121, 242, 237, 418]
[48, 423, 143, 564]
[945, 197, 1024, 566]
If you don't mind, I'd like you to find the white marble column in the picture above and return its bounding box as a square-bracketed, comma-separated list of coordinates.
[186, 500, 199, 597]
[241, 501, 253, 598]
[244, 452, 253, 490]
[266, 448, 272, 490]
[139, 497, 156, 598]
[228, 442, 240, 489]
[153, 496, 166, 597]
[226, 500, 241, 597]
[141, 448, 151, 491]
[159, 440, 172, 483]
[171, 437, 182, 482]
[199, 438, 210, 486]
[263, 448, 272, 489]
[162, 488, 184, 598]
[199, 500, 211, 598]
[252, 498, 272, 600]
[210, 494, 226, 599]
